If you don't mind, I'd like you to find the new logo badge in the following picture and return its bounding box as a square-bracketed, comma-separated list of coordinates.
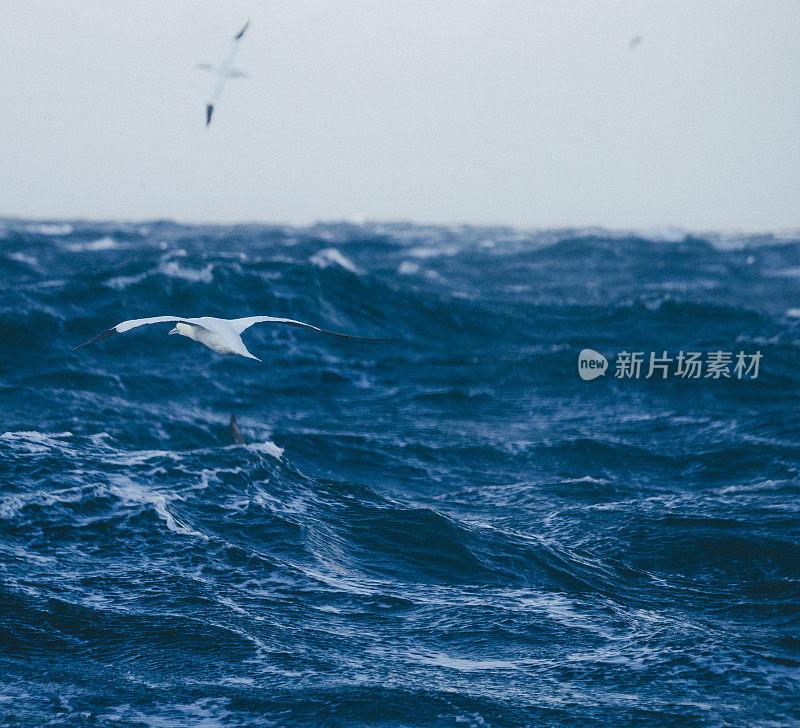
[578, 349, 608, 380]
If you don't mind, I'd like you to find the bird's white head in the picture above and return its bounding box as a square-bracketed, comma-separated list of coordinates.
[168, 322, 192, 338]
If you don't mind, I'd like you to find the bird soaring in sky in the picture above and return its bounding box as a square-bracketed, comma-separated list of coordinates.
[195, 20, 250, 126]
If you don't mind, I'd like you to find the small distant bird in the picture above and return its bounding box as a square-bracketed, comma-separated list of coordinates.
[73, 315, 387, 362]
[629, 35, 642, 50]
[196, 20, 251, 125]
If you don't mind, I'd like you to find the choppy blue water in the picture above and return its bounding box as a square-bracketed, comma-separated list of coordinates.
[1, 219, 799, 727]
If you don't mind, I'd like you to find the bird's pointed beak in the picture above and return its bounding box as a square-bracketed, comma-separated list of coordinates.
[168, 327, 179, 335]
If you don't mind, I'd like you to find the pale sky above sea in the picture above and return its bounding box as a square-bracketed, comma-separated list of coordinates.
[0, 0, 798, 231]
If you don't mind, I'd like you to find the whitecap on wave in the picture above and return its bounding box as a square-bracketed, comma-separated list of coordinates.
[0, 430, 75, 454]
[105, 259, 214, 289]
[309, 248, 361, 274]
[764, 267, 800, 279]
[248, 440, 284, 459]
[67, 236, 118, 252]
[407, 245, 459, 259]
[7, 252, 40, 267]
[159, 260, 214, 283]
[108, 474, 206, 539]
[398, 261, 420, 275]
[26, 223, 73, 236]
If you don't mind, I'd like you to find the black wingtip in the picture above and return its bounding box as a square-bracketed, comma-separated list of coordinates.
[234, 20, 250, 40]
[205, 104, 214, 126]
[73, 328, 118, 352]
[318, 328, 395, 342]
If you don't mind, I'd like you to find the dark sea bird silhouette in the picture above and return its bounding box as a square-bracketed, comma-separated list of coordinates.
[229, 415, 246, 445]
[196, 20, 250, 125]
[73, 315, 388, 362]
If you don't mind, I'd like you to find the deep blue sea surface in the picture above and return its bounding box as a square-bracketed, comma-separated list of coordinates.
[1, 219, 799, 727]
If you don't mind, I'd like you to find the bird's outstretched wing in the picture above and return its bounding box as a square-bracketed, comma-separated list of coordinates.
[220, 20, 249, 70]
[230, 316, 392, 340]
[234, 20, 250, 40]
[73, 316, 195, 351]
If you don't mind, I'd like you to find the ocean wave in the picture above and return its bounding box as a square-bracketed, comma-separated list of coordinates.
[309, 247, 361, 274]
[247, 441, 284, 459]
[6, 251, 40, 268]
[1, 218, 799, 727]
[25, 223, 73, 236]
[67, 236, 119, 252]
[107, 474, 207, 539]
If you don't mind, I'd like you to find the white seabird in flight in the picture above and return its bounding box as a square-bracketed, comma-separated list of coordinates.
[73, 315, 386, 362]
[196, 20, 251, 126]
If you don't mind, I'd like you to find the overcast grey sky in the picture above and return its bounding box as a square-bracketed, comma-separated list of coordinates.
[0, 1, 798, 231]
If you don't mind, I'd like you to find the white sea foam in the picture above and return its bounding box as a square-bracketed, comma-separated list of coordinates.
[67, 236, 118, 252]
[407, 245, 459, 259]
[561, 475, 609, 485]
[249, 440, 284, 459]
[105, 272, 148, 290]
[100, 698, 233, 727]
[398, 261, 420, 275]
[410, 650, 520, 671]
[0, 483, 95, 519]
[315, 604, 342, 614]
[159, 260, 214, 283]
[88, 432, 112, 445]
[26, 223, 72, 236]
[253, 489, 308, 515]
[103, 449, 183, 467]
[787, 308, 800, 318]
[0, 496, 25, 520]
[515, 591, 613, 637]
[309, 247, 361, 274]
[764, 267, 800, 279]
[1, 430, 74, 454]
[107, 260, 214, 289]
[7, 252, 39, 267]
[109, 474, 205, 539]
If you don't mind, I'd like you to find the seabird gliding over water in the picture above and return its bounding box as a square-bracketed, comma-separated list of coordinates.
[195, 20, 251, 126]
[73, 315, 388, 362]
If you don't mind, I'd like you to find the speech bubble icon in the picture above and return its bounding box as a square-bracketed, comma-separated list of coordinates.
[578, 348, 608, 380]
